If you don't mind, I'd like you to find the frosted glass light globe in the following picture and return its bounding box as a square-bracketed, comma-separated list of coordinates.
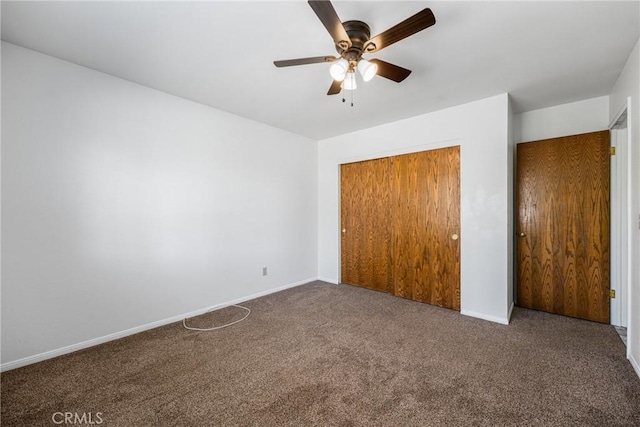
[358, 59, 378, 82]
[329, 58, 349, 81]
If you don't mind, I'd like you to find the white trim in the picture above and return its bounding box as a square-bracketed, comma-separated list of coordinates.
[609, 98, 631, 328]
[0, 277, 316, 372]
[507, 301, 515, 324]
[629, 353, 640, 380]
[461, 309, 510, 325]
[622, 96, 634, 370]
[337, 161, 342, 285]
[317, 276, 339, 284]
[609, 100, 629, 129]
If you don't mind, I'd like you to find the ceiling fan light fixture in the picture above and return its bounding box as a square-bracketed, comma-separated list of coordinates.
[329, 58, 349, 81]
[342, 71, 357, 90]
[358, 59, 378, 82]
[274, 2, 436, 96]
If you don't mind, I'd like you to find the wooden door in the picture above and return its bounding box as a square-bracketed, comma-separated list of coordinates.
[391, 147, 461, 309]
[516, 131, 610, 323]
[340, 146, 461, 310]
[340, 158, 392, 293]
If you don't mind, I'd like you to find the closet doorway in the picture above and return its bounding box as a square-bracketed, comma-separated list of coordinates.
[340, 146, 461, 310]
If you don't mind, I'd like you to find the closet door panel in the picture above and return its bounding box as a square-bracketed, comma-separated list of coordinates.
[340, 146, 460, 311]
[340, 158, 393, 293]
[391, 147, 460, 310]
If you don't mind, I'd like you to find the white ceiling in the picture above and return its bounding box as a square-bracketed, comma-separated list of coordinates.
[2, 1, 638, 140]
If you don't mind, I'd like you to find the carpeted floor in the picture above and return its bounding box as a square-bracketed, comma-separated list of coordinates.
[2, 281, 640, 426]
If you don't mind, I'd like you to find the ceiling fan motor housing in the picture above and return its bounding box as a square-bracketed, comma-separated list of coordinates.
[337, 20, 373, 66]
[273, 2, 436, 93]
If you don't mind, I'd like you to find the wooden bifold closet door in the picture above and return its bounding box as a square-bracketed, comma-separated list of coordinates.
[341, 146, 460, 310]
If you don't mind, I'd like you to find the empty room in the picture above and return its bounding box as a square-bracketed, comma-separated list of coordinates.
[2, 1, 640, 425]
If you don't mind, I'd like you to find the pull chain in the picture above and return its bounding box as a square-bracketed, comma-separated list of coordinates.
[339, 74, 354, 107]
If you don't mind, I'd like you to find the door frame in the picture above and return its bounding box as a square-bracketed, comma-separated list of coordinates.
[609, 98, 631, 329]
[515, 131, 611, 323]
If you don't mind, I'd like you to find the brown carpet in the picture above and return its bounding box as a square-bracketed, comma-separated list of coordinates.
[2, 281, 640, 426]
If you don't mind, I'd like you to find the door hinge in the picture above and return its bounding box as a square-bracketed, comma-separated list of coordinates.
[610, 146, 616, 156]
[610, 289, 616, 298]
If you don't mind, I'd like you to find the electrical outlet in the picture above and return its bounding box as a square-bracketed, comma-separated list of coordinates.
[262, 267, 268, 276]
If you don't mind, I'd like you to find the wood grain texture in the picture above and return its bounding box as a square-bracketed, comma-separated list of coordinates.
[340, 147, 460, 310]
[516, 130, 610, 323]
[391, 147, 460, 310]
[341, 158, 392, 293]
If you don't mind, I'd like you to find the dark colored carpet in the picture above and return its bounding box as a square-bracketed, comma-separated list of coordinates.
[2, 281, 640, 426]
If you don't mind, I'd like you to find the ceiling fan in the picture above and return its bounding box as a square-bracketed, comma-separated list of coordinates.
[274, 1, 436, 95]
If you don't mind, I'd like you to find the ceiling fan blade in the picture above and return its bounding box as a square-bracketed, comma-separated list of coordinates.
[369, 59, 412, 82]
[327, 80, 342, 95]
[365, 8, 435, 53]
[274, 56, 338, 67]
[308, 1, 352, 49]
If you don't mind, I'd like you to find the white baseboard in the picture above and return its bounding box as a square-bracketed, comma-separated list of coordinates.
[0, 277, 315, 372]
[629, 352, 640, 380]
[507, 302, 515, 324]
[461, 309, 510, 325]
[317, 276, 339, 284]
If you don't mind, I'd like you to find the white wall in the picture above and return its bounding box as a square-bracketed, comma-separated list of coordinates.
[318, 94, 512, 324]
[610, 39, 640, 377]
[1, 42, 318, 369]
[515, 96, 610, 143]
[507, 98, 515, 317]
